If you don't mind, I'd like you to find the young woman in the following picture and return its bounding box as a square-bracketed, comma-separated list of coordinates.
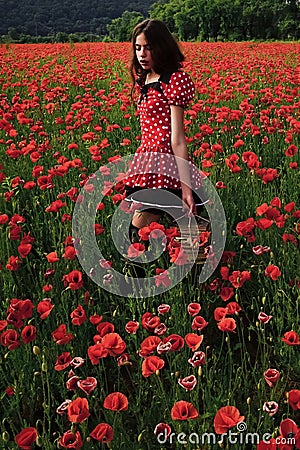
[123, 19, 206, 246]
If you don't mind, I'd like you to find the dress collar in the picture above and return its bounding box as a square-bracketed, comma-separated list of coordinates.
[137, 72, 173, 103]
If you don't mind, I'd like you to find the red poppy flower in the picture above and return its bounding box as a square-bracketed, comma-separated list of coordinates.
[46, 251, 60, 263]
[155, 269, 171, 287]
[287, 389, 300, 410]
[140, 336, 161, 357]
[214, 307, 228, 322]
[125, 321, 139, 334]
[37, 299, 54, 319]
[89, 314, 103, 325]
[45, 199, 66, 212]
[170, 247, 188, 265]
[0, 213, 9, 224]
[236, 218, 256, 242]
[77, 377, 97, 396]
[228, 270, 251, 288]
[282, 330, 300, 346]
[117, 353, 132, 366]
[96, 321, 114, 336]
[157, 304, 171, 314]
[178, 375, 197, 391]
[141, 312, 161, 332]
[220, 286, 234, 301]
[285, 144, 298, 156]
[253, 245, 271, 255]
[5, 386, 14, 396]
[66, 376, 80, 392]
[284, 201, 295, 212]
[187, 303, 201, 316]
[52, 324, 74, 345]
[258, 312, 272, 323]
[14, 427, 38, 449]
[163, 334, 184, 351]
[264, 368, 280, 387]
[185, 333, 203, 351]
[265, 265, 281, 280]
[226, 302, 241, 315]
[157, 341, 172, 354]
[0, 320, 7, 332]
[6, 255, 22, 271]
[103, 392, 129, 411]
[87, 343, 108, 364]
[282, 233, 298, 246]
[59, 430, 83, 449]
[90, 423, 114, 442]
[154, 422, 172, 438]
[18, 243, 32, 258]
[171, 400, 198, 421]
[62, 246, 77, 260]
[71, 357, 85, 369]
[67, 397, 90, 423]
[142, 355, 165, 377]
[263, 401, 278, 417]
[279, 418, 298, 439]
[217, 317, 237, 333]
[0, 329, 20, 350]
[21, 325, 37, 344]
[102, 333, 126, 356]
[70, 305, 87, 326]
[62, 270, 83, 290]
[127, 243, 145, 258]
[9, 298, 34, 319]
[191, 316, 208, 331]
[188, 351, 206, 367]
[214, 406, 244, 434]
[54, 352, 72, 371]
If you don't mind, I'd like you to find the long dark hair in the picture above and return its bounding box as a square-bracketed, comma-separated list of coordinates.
[130, 19, 184, 99]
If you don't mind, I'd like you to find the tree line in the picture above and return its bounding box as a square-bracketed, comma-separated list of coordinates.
[1, 0, 299, 43]
[109, 0, 300, 41]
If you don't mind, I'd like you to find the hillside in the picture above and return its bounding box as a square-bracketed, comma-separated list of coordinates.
[0, 0, 158, 37]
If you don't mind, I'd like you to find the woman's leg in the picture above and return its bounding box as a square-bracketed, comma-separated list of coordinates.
[131, 210, 163, 229]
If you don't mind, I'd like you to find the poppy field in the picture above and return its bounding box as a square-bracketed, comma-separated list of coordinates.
[0, 41, 299, 449]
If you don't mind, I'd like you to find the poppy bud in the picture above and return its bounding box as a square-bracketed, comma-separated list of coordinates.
[247, 397, 251, 405]
[262, 297, 266, 304]
[138, 430, 145, 443]
[36, 436, 43, 447]
[33, 346, 40, 355]
[2, 431, 9, 442]
[41, 362, 47, 372]
[34, 372, 40, 377]
[198, 367, 202, 376]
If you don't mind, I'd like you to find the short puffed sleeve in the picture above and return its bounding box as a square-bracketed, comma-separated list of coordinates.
[164, 71, 195, 108]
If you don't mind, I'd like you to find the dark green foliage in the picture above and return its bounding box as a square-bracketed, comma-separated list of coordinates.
[0, 0, 159, 38]
[0, 0, 299, 41]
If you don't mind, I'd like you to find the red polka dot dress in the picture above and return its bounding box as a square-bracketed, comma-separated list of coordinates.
[124, 70, 203, 199]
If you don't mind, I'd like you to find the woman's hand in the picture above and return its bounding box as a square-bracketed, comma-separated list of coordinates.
[182, 188, 196, 216]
